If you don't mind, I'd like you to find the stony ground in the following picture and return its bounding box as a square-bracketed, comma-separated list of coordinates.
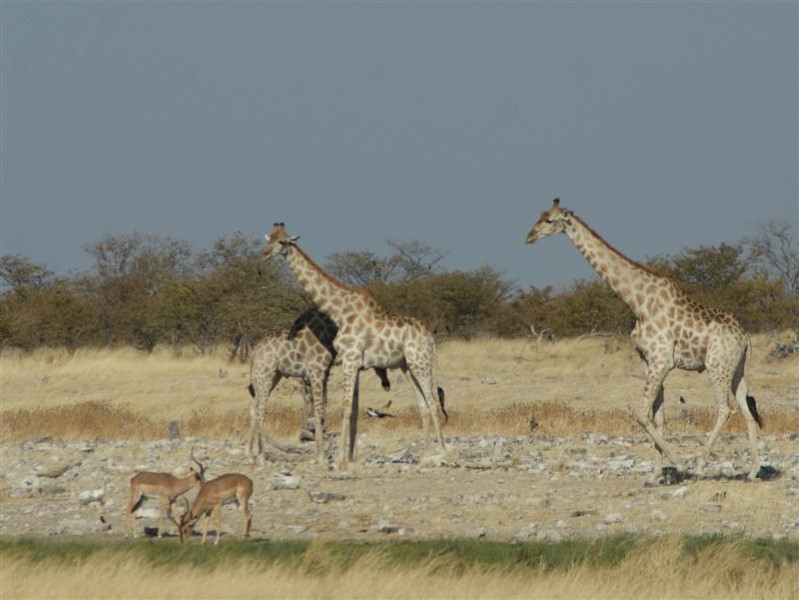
[2, 430, 798, 544]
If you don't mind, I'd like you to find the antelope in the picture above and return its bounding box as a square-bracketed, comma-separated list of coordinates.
[125, 453, 205, 538]
[174, 473, 253, 545]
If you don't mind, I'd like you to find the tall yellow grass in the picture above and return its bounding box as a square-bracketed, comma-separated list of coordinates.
[3, 538, 797, 600]
[2, 335, 797, 440]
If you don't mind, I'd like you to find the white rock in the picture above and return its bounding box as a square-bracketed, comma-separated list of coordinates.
[78, 489, 105, 505]
[538, 529, 563, 542]
[604, 513, 623, 524]
[514, 522, 539, 542]
[467, 527, 487, 539]
[285, 525, 306, 535]
[671, 486, 689, 499]
[377, 518, 399, 534]
[270, 474, 300, 490]
[135, 507, 161, 520]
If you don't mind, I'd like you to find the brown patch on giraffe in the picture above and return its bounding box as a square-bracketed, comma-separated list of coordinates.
[363, 328, 374, 350]
[376, 337, 388, 353]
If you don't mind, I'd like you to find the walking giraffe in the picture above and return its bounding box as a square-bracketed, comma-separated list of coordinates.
[261, 223, 447, 468]
[248, 307, 391, 464]
[526, 199, 763, 481]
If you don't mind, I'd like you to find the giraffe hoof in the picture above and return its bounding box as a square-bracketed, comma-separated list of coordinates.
[660, 466, 680, 485]
[749, 465, 777, 481]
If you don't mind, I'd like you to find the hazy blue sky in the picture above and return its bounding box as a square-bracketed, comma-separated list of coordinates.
[2, 1, 797, 290]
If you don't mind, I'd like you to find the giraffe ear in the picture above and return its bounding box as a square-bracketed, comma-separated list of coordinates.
[289, 235, 300, 243]
[265, 234, 270, 243]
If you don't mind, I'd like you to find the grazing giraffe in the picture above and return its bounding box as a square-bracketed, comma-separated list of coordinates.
[526, 199, 763, 481]
[261, 223, 447, 468]
[248, 307, 391, 464]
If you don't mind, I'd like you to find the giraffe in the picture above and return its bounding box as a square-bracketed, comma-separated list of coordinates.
[261, 223, 447, 468]
[526, 199, 763, 481]
[248, 307, 391, 464]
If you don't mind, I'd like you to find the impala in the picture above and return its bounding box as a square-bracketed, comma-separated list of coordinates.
[174, 473, 253, 545]
[125, 453, 205, 538]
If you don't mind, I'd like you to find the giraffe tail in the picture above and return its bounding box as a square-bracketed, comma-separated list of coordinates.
[746, 395, 763, 428]
[429, 335, 448, 424]
[742, 336, 763, 429]
[437, 386, 448, 424]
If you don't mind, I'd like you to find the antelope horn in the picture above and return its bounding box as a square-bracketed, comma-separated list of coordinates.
[167, 498, 187, 527]
[190, 446, 206, 482]
[176, 496, 190, 520]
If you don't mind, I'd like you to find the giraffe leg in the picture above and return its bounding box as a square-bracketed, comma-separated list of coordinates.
[350, 373, 361, 460]
[402, 366, 429, 451]
[635, 349, 670, 482]
[428, 378, 446, 452]
[248, 395, 260, 458]
[308, 372, 328, 465]
[249, 371, 281, 462]
[300, 378, 315, 439]
[696, 341, 743, 478]
[406, 364, 445, 456]
[695, 367, 733, 478]
[633, 365, 683, 474]
[652, 384, 666, 480]
[733, 374, 760, 481]
[339, 364, 360, 469]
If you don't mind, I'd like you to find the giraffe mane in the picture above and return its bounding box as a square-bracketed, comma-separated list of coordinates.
[292, 244, 380, 309]
[571, 213, 665, 279]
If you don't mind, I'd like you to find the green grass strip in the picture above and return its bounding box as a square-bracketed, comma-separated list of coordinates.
[1, 535, 796, 573]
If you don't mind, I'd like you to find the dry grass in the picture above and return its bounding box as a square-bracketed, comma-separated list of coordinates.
[2, 335, 797, 441]
[2, 537, 797, 600]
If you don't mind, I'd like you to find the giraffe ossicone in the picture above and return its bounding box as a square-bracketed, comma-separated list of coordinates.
[526, 198, 763, 482]
[262, 222, 447, 469]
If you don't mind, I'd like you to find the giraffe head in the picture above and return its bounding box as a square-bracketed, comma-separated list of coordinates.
[262, 222, 300, 262]
[526, 198, 573, 244]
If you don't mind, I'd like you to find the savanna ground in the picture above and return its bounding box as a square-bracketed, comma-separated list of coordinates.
[1, 335, 798, 599]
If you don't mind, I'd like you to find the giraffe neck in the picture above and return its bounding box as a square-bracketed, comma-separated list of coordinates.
[565, 215, 664, 317]
[284, 244, 372, 323]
